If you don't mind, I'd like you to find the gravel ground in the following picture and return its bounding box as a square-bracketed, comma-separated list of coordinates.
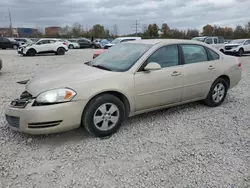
[0, 49, 249, 188]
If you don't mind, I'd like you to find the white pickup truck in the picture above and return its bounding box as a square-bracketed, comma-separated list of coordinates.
[192, 36, 225, 53]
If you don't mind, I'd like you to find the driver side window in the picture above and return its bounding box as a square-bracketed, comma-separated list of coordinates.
[146, 45, 179, 68]
[205, 38, 213, 44]
[244, 40, 250, 45]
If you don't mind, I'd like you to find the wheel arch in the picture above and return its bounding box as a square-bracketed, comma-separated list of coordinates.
[57, 46, 67, 51]
[217, 75, 230, 88]
[27, 48, 37, 54]
[83, 90, 131, 119]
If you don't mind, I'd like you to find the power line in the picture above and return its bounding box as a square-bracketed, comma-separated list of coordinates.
[131, 20, 140, 36]
[8, 9, 13, 37]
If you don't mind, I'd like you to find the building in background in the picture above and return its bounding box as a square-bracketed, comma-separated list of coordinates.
[17, 28, 37, 37]
[0, 27, 18, 37]
[45, 26, 61, 37]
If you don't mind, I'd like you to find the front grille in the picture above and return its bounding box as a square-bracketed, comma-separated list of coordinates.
[225, 47, 232, 50]
[28, 120, 62, 129]
[6, 115, 20, 128]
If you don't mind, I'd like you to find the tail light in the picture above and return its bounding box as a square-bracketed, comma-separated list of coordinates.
[63, 42, 67, 46]
[236, 57, 242, 69]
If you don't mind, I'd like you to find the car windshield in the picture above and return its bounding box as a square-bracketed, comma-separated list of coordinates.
[230, 39, 245, 44]
[89, 43, 152, 72]
[8, 38, 16, 42]
[111, 38, 121, 44]
[192, 37, 205, 42]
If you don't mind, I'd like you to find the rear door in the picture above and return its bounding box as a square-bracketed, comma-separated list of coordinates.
[180, 44, 219, 101]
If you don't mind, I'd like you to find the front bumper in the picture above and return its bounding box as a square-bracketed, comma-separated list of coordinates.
[5, 99, 87, 135]
[17, 47, 23, 54]
[224, 48, 239, 55]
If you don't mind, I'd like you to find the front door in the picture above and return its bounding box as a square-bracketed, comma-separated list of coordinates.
[180, 44, 219, 101]
[134, 44, 183, 111]
[243, 40, 250, 52]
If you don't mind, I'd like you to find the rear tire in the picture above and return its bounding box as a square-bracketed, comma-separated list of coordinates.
[13, 45, 18, 50]
[56, 48, 65, 55]
[69, 45, 74, 49]
[91, 45, 95, 49]
[204, 78, 228, 107]
[82, 94, 126, 137]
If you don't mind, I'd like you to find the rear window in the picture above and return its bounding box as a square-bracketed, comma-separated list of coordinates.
[206, 48, 220, 60]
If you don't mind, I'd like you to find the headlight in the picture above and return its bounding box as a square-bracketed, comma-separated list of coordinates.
[35, 88, 76, 104]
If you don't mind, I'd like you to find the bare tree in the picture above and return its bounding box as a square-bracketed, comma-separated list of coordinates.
[112, 24, 119, 37]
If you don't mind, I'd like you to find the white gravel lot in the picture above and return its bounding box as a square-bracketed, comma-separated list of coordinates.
[0, 49, 250, 188]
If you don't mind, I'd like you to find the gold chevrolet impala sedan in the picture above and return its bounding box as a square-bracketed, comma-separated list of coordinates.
[5, 39, 242, 137]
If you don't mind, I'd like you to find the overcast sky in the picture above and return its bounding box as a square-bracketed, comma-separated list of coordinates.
[0, 0, 250, 34]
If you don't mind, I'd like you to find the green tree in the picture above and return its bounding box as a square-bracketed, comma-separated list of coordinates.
[161, 23, 170, 38]
[148, 23, 159, 38]
[71, 23, 82, 37]
[91, 24, 105, 38]
[202, 24, 214, 36]
[234, 25, 246, 38]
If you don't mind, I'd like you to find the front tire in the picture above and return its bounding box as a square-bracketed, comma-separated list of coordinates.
[204, 78, 228, 107]
[26, 49, 36, 56]
[82, 94, 126, 137]
[238, 48, 243, 57]
[69, 45, 74, 49]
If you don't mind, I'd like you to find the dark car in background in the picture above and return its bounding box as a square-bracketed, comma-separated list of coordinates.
[0, 37, 20, 49]
[70, 38, 95, 49]
[0, 58, 2, 70]
[14, 38, 34, 45]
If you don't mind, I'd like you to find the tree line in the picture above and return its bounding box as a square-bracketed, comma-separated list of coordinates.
[45, 21, 250, 39]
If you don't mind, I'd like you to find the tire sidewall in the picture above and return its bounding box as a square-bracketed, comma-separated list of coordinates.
[82, 94, 125, 137]
[69, 45, 74, 49]
[57, 48, 65, 55]
[27, 49, 35, 56]
[238, 49, 243, 57]
[13, 45, 18, 50]
[206, 78, 228, 107]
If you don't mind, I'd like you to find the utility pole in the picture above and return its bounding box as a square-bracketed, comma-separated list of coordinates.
[8, 9, 13, 37]
[131, 20, 140, 36]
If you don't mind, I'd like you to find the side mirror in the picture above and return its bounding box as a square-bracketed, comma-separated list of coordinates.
[144, 62, 161, 71]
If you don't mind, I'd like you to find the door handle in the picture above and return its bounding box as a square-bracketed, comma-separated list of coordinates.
[208, 65, 215, 70]
[171, 71, 181, 76]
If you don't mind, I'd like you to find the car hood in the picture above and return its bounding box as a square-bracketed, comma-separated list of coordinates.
[225, 43, 241, 46]
[26, 63, 118, 96]
[105, 43, 115, 47]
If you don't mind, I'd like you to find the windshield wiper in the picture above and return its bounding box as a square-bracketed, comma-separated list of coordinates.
[92, 64, 112, 71]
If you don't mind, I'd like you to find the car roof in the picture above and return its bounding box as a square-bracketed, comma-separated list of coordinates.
[117, 37, 141, 40]
[127, 39, 206, 45]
